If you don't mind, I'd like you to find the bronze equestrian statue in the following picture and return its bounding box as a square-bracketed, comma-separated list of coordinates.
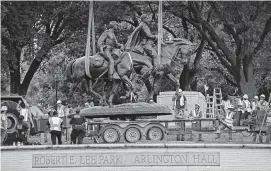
[66, 38, 196, 107]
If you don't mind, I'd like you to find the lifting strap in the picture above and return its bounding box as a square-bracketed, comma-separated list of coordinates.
[85, 1, 94, 79]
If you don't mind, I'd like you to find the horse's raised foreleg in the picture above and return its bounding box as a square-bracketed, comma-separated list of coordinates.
[85, 79, 103, 101]
[121, 75, 135, 101]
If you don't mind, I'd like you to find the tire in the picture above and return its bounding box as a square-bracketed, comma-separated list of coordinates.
[124, 127, 141, 143]
[147, 126, 164, 141]
[1, 101, 20, 145]
[101, 127, 120, 143]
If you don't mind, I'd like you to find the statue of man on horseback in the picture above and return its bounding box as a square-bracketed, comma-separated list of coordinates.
[97, 21, 124, 80]
[125, 14, 159, 70]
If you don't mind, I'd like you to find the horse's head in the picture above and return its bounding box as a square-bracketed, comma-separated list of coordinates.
[161, 38, 197, 68]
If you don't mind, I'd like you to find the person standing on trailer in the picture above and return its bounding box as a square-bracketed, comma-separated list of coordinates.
[47, 111, 63, 145]
[215, 104, 235, 142]
[69, 109, 86, 144]
[172, 88, 187, 141]
[189, 104, 203, 141]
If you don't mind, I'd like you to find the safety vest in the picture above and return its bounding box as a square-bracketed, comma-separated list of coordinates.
[49, 117, 63, 131]
[191, 110, 201, 118]
[243, 100, 251, 113]
[225, 111, 234, 125]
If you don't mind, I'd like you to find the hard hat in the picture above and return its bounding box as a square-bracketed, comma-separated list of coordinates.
[243, 94, 248, 99]
[1, 106, 8, 111]
[195, 104, 200, 107]
[178, 89, 182, 93]
[254, 96, 259, 100]
[260, 94, 265, 98]
[57, 100, 62, 104]
[19, 115, 24, 120]
[228, 104, 234, 109]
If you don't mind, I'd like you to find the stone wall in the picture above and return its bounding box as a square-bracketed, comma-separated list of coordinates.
[1, 144, 271, 171]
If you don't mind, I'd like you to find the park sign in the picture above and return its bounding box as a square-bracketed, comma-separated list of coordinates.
[32, 152, 220, 168]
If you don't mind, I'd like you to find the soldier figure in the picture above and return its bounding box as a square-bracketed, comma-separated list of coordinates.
[97, 21, 123, 80]
[125, 14, 159, 69]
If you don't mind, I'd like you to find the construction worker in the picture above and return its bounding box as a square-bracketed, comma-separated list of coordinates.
[215, 104, 235, 142]
[172, 88, 187, 141]
[69, 109, 86, 144]
[189, 104, 203, 141]
[15, 115, 29, 146]
[252, 94, 269, 143]
[1, 106, 8, 145]
[16, 100, 34, 137]
[242, 94, 251, 120]
[97, 21, 123, 80]
[46, 111, 63, 145]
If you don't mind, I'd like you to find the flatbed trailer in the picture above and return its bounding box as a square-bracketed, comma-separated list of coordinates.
[85, 118, 221, 143]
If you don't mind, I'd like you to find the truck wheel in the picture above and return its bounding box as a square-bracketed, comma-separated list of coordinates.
[147, 126, 164, 141]
[124, 127, 141, 143]
[1, 101, 20, 134]
[5, 113, 18, 134]
[102, 127, 120, 143]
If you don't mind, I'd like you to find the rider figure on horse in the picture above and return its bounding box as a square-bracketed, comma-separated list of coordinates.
[97, 21, 123, 80]
[125, 14, 159, 70]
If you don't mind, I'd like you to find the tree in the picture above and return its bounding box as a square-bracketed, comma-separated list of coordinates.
[1, 1, 89, 95]
[166, 1, 271, 98]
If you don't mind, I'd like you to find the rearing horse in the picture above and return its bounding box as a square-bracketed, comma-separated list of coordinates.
[114, 38, 197, 101]
[66, 38, 196, 106]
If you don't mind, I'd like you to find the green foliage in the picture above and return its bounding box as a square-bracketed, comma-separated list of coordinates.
[1, 1, 271, 106]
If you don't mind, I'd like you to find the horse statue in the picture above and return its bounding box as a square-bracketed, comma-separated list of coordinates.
[66, 38, 196, 107]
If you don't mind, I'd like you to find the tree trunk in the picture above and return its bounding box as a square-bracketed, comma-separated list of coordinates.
[20, 42, 53, 95]
[235, 60, 256, 100]
[9, 48, 21, 95]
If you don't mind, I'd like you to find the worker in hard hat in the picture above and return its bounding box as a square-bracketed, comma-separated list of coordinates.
[252, 94, 269, 143]
[215, 104, 235, 142]
[189, 104, 203, 142]
[172, 88, 187, 141]
[242, 94, 251, 120]
[1, 106, 8, 145]
[15, 115, 29, 146]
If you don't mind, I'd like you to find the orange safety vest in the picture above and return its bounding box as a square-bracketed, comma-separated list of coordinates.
[49, 117, 63, 131]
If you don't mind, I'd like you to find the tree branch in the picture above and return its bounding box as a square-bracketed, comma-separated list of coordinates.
[249, 14, 271, 61]
[209, 68, 238, 86]
[190, 2, 236, 66]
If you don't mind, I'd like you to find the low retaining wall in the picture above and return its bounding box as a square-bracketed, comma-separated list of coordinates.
[1, 143, 271, 171]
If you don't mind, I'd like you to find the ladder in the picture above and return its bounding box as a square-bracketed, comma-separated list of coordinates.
[213, 88, 224, 117]
[206, 94, 215, 118]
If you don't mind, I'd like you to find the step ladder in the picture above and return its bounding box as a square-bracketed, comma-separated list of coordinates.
[206, 94, 215, 118]
[213, 88, 224, 117]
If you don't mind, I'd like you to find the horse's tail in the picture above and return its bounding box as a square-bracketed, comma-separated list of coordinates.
[66, 59, 76, 81]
